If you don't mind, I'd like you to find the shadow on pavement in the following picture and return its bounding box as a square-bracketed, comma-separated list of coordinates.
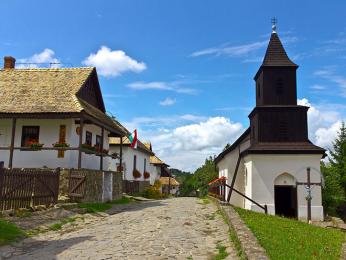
[7, 235, 94, 260]
[106, 199, 169, 215]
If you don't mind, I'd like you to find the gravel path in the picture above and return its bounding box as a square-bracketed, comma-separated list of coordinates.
[1, 197, 238, 260]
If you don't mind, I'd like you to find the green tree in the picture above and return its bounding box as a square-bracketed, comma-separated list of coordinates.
[193, 156, 218, 196]
[329, 121, 346, 193]
[322, 121, 346, 217]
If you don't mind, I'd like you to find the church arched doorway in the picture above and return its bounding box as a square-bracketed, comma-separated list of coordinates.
[274, 173, 297, 218]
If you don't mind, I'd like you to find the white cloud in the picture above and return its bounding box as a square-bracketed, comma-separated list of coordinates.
[83, 46, 146, 77]
[127, 81, 197, 94]
[191, 36, 298, 58]
[298, 98, 343, 149]
[314, 69, 346, 96]
[191, 40, 268, 58]
[159, 98, 176, 106]
[17, 49, 60, 68]
[126, 116, 244, 171]
[310, 84, 326, 90]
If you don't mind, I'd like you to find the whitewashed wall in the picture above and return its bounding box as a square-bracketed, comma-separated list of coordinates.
[244, 154, 324, 221]
[110, 146, 151, 182]
[148, 164, 161, 185]
[217, 136, 250, 207]
[0, 118, 117, 170]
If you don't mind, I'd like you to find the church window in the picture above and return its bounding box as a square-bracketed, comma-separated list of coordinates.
[278, 120, 289, 140]
[276, 78, 284, 95]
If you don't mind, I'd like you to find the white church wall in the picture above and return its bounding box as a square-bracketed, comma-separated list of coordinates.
[245, 154, 324, 221]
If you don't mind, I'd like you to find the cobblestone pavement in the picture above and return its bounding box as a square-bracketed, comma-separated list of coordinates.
[1, 197, 239, 260]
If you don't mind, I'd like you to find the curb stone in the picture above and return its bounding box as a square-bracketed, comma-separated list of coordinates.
[209, 196, 269, 260]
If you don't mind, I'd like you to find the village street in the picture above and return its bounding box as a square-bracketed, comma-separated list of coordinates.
[1, 198, 238, 260]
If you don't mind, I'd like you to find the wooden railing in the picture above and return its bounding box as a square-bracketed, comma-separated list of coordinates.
[0, 168, 60, 211]
[208, 177, 268, 214]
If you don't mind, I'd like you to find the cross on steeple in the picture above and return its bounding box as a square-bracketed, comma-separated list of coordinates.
[271, 17, 278, 33]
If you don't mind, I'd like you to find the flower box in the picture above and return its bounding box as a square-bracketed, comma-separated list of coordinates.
[52, 142, 70, 148]
[133, 169, 141, 179]
[144, 172, 150, 179]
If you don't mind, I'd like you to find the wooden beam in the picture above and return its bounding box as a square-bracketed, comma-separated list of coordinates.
[100, 127, 104, 171]
[8, 118, 16, 169]
[78, 117, 84, 169]
[227, 150, 242, 203]
[119, 137, 123, 174]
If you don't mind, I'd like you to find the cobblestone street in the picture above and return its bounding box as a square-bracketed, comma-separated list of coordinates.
[1, 198, 238, 260]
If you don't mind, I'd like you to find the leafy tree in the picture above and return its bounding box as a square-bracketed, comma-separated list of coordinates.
[322, 121, 346, 218]
[321, 162, 345, 216]
[192, 156, 218, 196]
[173, 156, 218, 197]
[329, 121, 346, 193]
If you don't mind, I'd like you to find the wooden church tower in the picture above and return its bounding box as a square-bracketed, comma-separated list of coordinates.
[215, 22, 325, 221]
[247, 25, 324, 154]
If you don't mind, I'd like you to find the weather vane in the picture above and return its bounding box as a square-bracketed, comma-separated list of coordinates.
[271, 17, 278, 33]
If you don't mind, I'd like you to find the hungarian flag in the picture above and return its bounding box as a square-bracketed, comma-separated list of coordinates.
[128, 129, 138, 149]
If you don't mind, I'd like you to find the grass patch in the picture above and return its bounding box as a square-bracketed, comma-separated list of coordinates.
[0, 219, 26, 245]
[234, 207, 346, 260]
[216, 208, 246, 259]
[215, 243, 229, 260]
[198, 197, 210, 205]
[78, 197, 133, 213]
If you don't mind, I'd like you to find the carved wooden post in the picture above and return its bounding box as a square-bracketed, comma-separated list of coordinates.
[307, 167, 312, 223]
[9, 118, 16, 169]
[78, 117, 84, 169]
[100, 127, 104, 171]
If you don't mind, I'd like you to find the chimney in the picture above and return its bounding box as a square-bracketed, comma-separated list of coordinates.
[4, 56, 16, 69]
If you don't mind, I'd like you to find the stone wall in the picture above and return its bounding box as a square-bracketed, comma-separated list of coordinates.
[112, 172, 123, 200]
[123, 180, 150, 194]
[59, 168, 70, 196]
[61, 169, 123, 203]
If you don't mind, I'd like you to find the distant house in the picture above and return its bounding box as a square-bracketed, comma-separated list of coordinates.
[0, 56, 126, 170]
[109, 136, 154, 184]
[160, 177, 179, 195]
[144, 142, 170, 185]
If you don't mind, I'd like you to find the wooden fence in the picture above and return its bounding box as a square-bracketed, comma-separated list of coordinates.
[123, 180, 140, 194]
[0, 168, 60, 211]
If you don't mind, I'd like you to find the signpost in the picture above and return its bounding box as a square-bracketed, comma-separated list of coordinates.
[296, 167, 322, 223]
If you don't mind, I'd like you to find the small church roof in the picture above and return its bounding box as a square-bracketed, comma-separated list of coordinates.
[262, 32, 298, 67]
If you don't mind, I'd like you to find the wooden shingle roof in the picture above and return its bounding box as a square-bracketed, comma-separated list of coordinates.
[0, 67, 126, 135]
[160, 177, 179, 186]
[0, 67, 93, 113]
[262, 32, 297, 67]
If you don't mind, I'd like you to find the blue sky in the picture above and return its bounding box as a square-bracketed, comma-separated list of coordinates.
[1, 1, 346, 171]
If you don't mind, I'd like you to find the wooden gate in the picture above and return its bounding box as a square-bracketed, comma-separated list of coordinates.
[68, 170, 87, 198]
[0, 168, 60, 211]
[123, 180, 140, 194]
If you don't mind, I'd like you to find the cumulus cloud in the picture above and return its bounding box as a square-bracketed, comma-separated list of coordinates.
[298, 98, 343, 149]
[83, 46, 146, 77]
[17, 49, 60, 68]
[126, 116, 244, 171]
[159, 98, 176, 106]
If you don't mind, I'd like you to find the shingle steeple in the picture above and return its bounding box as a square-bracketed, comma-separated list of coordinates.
[262, 32, 297, 67]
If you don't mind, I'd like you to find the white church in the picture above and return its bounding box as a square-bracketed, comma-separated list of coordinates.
[215, 27, 326, 221]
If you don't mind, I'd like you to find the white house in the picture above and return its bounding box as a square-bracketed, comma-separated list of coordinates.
[143, 142, 170, 185]
[215, 29, 325, 221]
[0, 56, 126, 170]
[109, 136, 154, 184]
[160, 177, 180, 195]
